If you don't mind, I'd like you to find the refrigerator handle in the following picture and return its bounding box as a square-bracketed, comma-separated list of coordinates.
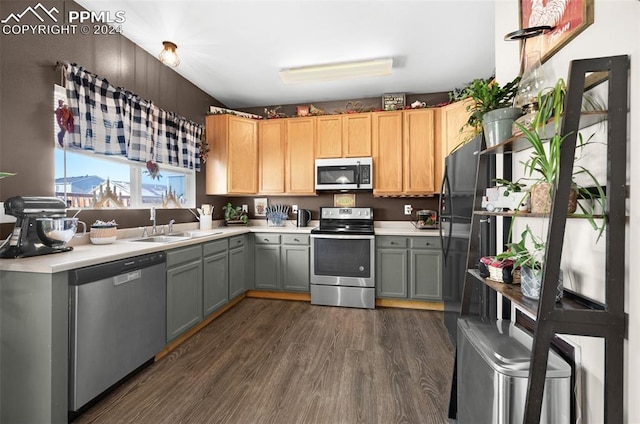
[439, 169, 453, 264]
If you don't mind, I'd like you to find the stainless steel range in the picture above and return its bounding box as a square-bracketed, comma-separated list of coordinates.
[310, 207, 375, 309]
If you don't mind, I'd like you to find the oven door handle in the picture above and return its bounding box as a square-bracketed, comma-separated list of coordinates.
[310, 234, 375, 240]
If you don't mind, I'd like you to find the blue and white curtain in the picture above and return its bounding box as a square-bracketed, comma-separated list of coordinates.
[64, 64, 202, 171]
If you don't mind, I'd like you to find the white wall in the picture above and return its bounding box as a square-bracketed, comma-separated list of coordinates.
[494, 1, 640, 422]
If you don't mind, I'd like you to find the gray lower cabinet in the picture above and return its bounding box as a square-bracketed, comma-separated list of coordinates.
[254, 234, 281, 290]
[409, 237, 442, 300]
[254, 233, 310, 292]
[376, 236, 409, 297]
[229, 235, 247, 299]
[203, 239, 229, 316]
[376, 236, 442, 301]
[166, 245, 204, 342]
[281, 235, 310, 292]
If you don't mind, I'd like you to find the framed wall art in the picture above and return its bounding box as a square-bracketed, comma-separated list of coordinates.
[254, 198, 267, 216]
[520, 0, 594, 63]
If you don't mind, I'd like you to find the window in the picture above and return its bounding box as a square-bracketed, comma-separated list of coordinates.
[54, 85, 196, 209]
[54, 148, 195, 209]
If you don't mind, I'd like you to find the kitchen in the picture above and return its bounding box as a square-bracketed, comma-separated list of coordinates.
[0, 1, 638, 423]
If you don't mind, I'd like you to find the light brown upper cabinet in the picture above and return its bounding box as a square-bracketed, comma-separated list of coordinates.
[315, 115, 342, 158]
[372, 111, 404, 196]
[285, 117, 316, 195]
[433, 99, 473, 191]
[343, 114, 372, 157]
[404, 109, 436, 194]
[206, 114, 258, 195]
[258, 119, 286, 195]
[315, 114, 371, 158]
[372, 109, 438, 196]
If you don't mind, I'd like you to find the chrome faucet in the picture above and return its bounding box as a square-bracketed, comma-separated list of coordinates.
[150, 207, 157, 235]
[168, 219, 175, 234]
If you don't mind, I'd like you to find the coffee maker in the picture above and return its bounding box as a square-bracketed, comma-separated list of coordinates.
[0, 196, 74, 258]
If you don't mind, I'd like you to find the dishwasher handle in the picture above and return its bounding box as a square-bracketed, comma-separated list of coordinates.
[69, 252, 166, 286]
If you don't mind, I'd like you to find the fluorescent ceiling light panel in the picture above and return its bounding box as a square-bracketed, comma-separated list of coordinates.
[279, 58, 393, 84]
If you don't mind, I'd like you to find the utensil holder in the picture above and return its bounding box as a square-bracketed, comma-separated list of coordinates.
[200, 215, 212, 230]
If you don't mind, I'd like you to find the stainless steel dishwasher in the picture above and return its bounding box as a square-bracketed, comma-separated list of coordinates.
[68, 252, 166, 413]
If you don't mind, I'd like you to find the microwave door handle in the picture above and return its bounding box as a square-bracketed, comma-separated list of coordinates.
[356, 161, 361, 188]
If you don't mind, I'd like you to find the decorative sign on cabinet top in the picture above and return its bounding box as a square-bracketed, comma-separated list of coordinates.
[382, 93, 406, 111]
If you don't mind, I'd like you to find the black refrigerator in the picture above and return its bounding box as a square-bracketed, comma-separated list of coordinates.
[439, 134, 497, 345]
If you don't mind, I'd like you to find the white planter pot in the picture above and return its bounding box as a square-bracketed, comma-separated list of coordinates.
[482, 107, 523, 147]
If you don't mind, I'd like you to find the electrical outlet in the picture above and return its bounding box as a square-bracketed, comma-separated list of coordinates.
[292, 204, 298, 214]
[242, 204, 248, 213]
[404, 204, 412, 215]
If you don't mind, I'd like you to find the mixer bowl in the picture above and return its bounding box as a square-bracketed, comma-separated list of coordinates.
[37, 218, 86, 246]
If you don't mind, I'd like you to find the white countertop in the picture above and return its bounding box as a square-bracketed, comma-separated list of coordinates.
[0, 220, 448, 274]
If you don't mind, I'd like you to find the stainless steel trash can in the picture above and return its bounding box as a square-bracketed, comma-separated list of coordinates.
[457, 317, 571, 424]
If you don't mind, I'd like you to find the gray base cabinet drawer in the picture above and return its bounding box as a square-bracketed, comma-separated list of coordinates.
[410, 237, 441, 250]
[166, 245, 202, 267]
[229, 235, 246, 249]
[282, 234, 310, 245]
[203, 239, 228, 256]
[255, 234, 281, 244]
[377, 236, 408, 248]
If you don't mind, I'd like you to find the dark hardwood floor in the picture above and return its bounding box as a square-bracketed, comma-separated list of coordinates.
[73, 298, 454, 424]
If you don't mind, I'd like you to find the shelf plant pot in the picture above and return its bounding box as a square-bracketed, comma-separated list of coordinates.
[530, 182, 577, 214]
[520, 266, 563, 302]
[482, 107, 523, 147]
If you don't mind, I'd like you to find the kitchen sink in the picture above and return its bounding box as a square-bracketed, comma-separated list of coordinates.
[167, 231, 222, 238]
[127, 231, 222, 243]
[128, 235, 192, 243]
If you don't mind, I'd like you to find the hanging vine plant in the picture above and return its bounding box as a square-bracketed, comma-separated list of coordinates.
[199, 130, 210, 163]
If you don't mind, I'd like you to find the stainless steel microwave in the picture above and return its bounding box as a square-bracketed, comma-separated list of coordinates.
[315, 157, 373, 191]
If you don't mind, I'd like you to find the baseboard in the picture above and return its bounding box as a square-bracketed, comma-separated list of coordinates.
[245, 290, 311, 302]
[375, 298, 444, 311]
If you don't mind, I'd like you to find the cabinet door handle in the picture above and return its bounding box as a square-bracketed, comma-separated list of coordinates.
[390, 241, 395, 245]
[294, 238, 299, 242]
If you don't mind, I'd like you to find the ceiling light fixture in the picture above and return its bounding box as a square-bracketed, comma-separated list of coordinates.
[279, 58, 393, 84]
[159, 41, 180, 67]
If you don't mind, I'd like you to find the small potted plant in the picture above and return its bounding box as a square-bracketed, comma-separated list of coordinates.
[459, 76, 522, 146]
[222, 203, 248, 225]
[495, 226, 563, 301]
[492, 178, 529, 212]
[516, 78, 606, 236]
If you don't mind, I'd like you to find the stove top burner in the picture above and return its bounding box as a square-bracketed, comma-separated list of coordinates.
[312, 207, 374, 235]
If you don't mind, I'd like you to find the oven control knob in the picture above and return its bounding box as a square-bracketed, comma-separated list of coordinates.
[359, 266, 364, 271]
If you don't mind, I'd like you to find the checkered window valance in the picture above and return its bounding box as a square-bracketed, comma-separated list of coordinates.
[63, 63, 202, 172]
